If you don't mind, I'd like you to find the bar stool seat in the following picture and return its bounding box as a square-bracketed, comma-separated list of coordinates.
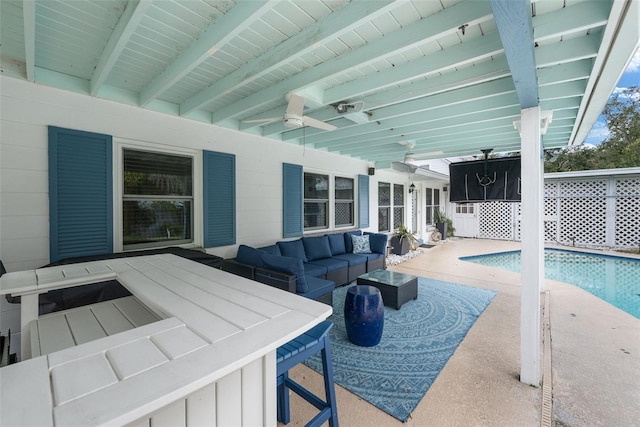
[276, 320, 338, 427]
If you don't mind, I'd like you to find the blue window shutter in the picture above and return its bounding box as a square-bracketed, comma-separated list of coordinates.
[203, 151, 236, 247]
[48, 126, 113, 262]
[358, 174, 370, 228]
[283, 163, 303, 238]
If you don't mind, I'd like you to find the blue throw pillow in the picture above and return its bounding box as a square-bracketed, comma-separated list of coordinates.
[277, 239, 308, 262]
[326, 233, 346, 255]
[352, 234, 372, 254]
[261, 253, 309, 293]
[302, 236, 332, 261]
[236, 245, 265, 267]
[366, 232, 388, 254]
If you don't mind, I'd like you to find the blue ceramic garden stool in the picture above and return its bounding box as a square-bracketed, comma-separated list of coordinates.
[344, 285, 384, 347]
[276, 321, 338, 427]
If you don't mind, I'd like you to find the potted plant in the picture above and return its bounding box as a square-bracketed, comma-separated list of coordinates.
[390, 224, 418, 255]
[434, 209, 455, 240]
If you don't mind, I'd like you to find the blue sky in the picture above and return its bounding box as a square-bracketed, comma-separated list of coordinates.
[583, 47, 640, 146]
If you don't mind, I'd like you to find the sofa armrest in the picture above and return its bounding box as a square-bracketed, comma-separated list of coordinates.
[221, 258, 255, 280]
[254, 267, 297, 293]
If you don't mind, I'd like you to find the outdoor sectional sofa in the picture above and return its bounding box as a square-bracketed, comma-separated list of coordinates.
[221, 230, 388, 306]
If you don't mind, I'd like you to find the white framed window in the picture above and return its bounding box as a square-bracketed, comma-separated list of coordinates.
[114, 142, 201, 251]
[303, 171, 357, 232]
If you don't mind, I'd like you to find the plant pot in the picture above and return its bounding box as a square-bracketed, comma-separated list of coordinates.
[435, 222, 448, 241]
[390, 236, 410, 255]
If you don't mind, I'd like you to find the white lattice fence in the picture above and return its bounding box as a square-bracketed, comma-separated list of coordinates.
[478, 202, 514, 240]
[615, 177, 640, 247]
[475, 174, 639, 248]
[558, 179, 607, 246]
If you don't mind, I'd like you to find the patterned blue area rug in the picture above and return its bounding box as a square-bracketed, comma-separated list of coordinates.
[304, 277, 496, 422]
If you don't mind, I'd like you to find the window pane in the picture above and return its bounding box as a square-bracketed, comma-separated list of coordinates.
[393, 184, 404, 205]
[304, 173, 329, 199]
[378, 207, 390, 232]
[335, 177, 353, 200]
[124, 149, 192, 196]
[426, 188, 433, 206]
[378, 182, 390, 206]
[393, 207, 404, 229]
[434, 189, 440, 205]
[426, 208, 433, 225]
[304, 201, 328, 229]
[335, 177, 354, 227]
[123, 200, 192, 246]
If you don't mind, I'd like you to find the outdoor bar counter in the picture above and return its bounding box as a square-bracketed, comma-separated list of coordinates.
[0, 254, 331, 426]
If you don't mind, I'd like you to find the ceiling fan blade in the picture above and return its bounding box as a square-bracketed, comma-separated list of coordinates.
[241, 117, 282, 123]
[302, 116, 337, 131]
[285, 93, 305, 117]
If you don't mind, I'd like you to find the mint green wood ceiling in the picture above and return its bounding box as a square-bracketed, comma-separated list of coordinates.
[1, 0, 637, 167]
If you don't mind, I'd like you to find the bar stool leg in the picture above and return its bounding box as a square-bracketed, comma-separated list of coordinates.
[277, 372, 291, 424]
[320, 334, 339, 427]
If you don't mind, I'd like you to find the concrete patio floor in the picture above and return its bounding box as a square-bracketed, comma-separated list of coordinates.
[282, 238, 640, 426]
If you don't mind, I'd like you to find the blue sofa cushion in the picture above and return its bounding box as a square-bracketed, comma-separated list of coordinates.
[301, 276, 335, 301]
[344, 230, 362, 253]
[351, 234, 372, 254]
[261, 253, 308, 293]
[236, 245, 265, 267]
[303, 262, 328, 278]
[366, 232, 388, 254]
[258, 244, 281, 256]
[326, 233, 346, 255]
[358, 252, 384, 263]
[333, 253, 367, 266]
[302, 235, 332, 261]
[306, 258, 348, 272]
[277, 239, 308, 262]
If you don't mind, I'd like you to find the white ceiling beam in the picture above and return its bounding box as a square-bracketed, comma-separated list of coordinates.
[327, 106, 520, 152]
[323, 31, 503, 104]
[139, 0, 276, 107]
[533, 1, 610, 42]
[308, 79, 518, 147]
[269, 55, 512, 138]
[180, 0, 397, 116]
[90, 0, 151, 96]
[22, 0, 35, 82]
[535, 35, 600, 68]
[537, 59, 592, 86]
[210, 0, 494, 123]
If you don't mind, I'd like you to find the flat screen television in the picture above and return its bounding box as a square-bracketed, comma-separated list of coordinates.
[449, 157, 521, 203]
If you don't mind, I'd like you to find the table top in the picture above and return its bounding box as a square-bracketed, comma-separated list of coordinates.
[0, 254, 331, 427]
[357, 269, 418, 288]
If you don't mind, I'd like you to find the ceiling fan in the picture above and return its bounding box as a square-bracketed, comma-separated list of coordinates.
[242, 93, 337, 131]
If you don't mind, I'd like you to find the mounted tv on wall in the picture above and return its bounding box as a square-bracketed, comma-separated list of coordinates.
[449, 156, 521, 203]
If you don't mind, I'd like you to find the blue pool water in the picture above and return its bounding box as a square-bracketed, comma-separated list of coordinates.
[460, 249, 640, 319]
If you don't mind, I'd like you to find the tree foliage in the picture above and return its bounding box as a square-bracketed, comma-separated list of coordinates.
[545, 86, 640, 172]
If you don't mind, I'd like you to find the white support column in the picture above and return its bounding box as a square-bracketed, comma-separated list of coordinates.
[520, 106, 543, 386]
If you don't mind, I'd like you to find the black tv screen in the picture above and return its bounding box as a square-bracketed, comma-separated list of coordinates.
[449, 157, 521, 203]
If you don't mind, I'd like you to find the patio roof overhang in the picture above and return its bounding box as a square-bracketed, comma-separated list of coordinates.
[1, 0, 638, 165]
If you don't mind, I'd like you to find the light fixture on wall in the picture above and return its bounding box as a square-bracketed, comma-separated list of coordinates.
[409, 183, 416, 194]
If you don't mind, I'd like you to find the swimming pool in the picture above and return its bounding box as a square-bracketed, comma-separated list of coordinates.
[460, 249, 640, 319]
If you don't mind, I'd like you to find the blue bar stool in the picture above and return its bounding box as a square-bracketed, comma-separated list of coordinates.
[277, 321, 338, 427]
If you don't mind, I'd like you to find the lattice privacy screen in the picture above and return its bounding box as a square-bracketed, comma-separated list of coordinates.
[476, 174, 639, 249]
